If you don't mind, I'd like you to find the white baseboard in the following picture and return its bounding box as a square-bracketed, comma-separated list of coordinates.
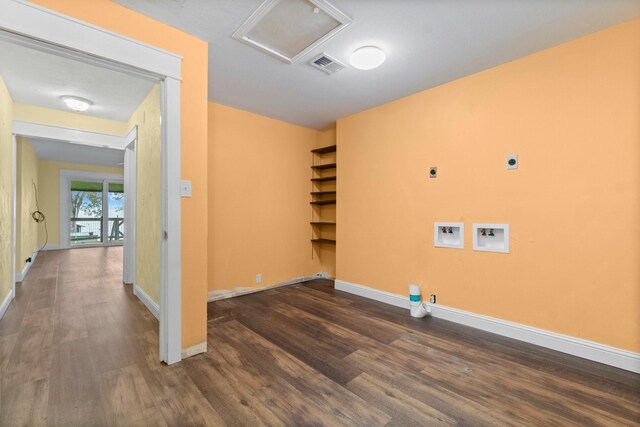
[208, 275, 319, 302]
[15, 250, 38, 282]
[334, 279, 640, 374]
[182, 341, 207, 359]
[133, 284, 159, 320]
[336, 280, 409, 309]
[0, 289, 14, 321]
[42, 244, 60, 251]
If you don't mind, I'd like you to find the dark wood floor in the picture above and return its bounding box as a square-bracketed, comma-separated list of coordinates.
[1, 247, 639, 426]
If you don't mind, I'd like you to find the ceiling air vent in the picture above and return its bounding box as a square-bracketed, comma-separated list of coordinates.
[232, 0, 351, 64]
[310, 53, 345, 74]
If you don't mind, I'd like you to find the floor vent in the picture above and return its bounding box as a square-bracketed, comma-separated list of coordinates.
[310, 53, 345, 74]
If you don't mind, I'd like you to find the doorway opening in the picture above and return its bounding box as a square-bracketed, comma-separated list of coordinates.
[67, 178, 125, 247]
[2, 0, 182, 363]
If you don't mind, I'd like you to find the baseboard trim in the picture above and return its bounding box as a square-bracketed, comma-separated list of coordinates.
[133, 284, 159, 320]
[0, 289, 14, 321]
[208, 275, 319, 302]
[15, 250, 38, 282]
[334, 279, 640, 373]
[42, 244, 60, 251]
[181, 341, 207, 359]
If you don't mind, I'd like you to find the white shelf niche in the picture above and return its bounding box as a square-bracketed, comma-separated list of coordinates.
[434, 222, 464, 249]
[473, 223, 510, 253]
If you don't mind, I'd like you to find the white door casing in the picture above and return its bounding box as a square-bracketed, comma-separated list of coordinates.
[1, 0, 183, 364]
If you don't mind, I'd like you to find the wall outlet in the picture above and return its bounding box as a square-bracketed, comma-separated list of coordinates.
[429, 294, 436, 304]
[256, 273, 262, 284]
[429, 167, 437, 178]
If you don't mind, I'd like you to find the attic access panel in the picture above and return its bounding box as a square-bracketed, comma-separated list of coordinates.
[232, 0, 351, 64]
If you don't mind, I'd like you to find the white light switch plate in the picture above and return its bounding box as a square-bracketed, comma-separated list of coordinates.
[180, 180, 192, 197]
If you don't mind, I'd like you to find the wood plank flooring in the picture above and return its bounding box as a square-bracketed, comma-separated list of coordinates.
[1, 247, 639, 426]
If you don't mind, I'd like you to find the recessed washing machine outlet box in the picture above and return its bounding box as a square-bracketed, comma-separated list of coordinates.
[434, 222, 464, 249]
[473, 223, 509, 253]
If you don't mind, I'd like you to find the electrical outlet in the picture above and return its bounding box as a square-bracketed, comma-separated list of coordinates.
[256, 273, 262, 284]
[429, 167, 437, 178]
[429, 294, 436, 304]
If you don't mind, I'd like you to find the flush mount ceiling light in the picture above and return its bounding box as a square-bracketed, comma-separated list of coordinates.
[61, 96, 92, 112]
[349, 46, 386, 70]
[232, 0, 352, 64]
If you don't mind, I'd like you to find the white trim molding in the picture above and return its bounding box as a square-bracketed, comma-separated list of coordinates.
[181, 341, 207, 359]
[335, 279, 408, 309]
[15, 250, 38, 282]
[41, 244, 60, 251]
[133, 284, 160, 320]
[0, 289, 14, 321]
[2, 0, 182, 365]
[0, 0, 181, 79]
[59, 169, 124, 250]
[208, 275, 316, 302]
[13, 121, 128, 149]
[334, 279, 640, 373]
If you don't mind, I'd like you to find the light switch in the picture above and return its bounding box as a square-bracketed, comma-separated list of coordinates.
[180, 180, 192, 197]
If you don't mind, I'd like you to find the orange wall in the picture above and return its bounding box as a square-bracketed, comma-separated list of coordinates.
[337, 19, 640, 352]
[208, 103, 321, 291]
[31, 0, 209, 349]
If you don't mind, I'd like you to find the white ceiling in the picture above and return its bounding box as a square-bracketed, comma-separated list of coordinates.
[30, 138, 124, 168]
[0, 38, 157, 122]
[113, 0, 640, 129]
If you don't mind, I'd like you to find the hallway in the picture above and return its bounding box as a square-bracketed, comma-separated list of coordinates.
[0, 247, 217, 426]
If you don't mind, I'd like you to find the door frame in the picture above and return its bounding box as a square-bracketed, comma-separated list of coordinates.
[1, 0, 183, 364]
[59, 169, 125, 249]
[123, 135, 137, 285]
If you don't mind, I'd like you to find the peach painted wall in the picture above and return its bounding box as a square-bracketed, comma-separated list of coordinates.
[208, 103, 321, 291]
[30, 0, 209, 349]
[337, 19, 640, 352]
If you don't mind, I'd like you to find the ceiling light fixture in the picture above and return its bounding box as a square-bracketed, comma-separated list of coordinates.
[349, 46, 386, 70]
[61, 96, 92, 112]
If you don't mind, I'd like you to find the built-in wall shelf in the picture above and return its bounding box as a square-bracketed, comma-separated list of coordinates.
[311, 163, 337, 170]
[311, 238, 336, 244]
[311, 145, 337, 154]
[311, 144, 337, 247]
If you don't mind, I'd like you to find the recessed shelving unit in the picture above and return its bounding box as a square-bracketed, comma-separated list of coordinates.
[310, 200, 336, 206]
[311, 144, 337, 247]
[311, 163, 337, 170]
[311, 176, 336, 182]
[311, 145, 336, 154]
[311, 238, 336, 244]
